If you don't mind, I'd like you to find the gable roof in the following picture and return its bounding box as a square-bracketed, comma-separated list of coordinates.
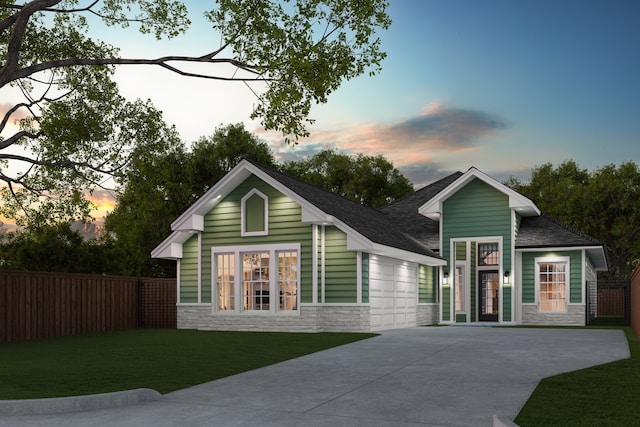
[152, 159, 445, 265]
[380, 172, 463, 251]
[418, 167, 540, 219]
[517, 214, 607, 270]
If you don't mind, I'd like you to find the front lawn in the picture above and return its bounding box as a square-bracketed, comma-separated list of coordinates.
[0, 329, 375, 399]
[515, 326, 639, 426]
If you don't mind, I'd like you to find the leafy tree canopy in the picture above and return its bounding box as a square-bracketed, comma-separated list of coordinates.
[507, 160, 640, 280]
[104, 123, 276, 276]
[0, 0, 390, 227]
[281, 149, 414, 207]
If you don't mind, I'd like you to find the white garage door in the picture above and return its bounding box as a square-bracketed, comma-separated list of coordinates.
[369, 255, 418, 330]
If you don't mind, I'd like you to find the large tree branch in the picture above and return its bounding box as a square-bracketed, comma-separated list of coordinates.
[0, 152, 122, 174]
[1, 1, 62, 81]
[1, 55, 269, 86]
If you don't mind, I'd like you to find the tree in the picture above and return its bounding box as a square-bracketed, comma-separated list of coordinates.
[0, 222, 118, 273]
[104, 123, 276, 276]
[507, 161, 640, 280]
[1, 0, 390, 226]
[282, 149, 413, 207]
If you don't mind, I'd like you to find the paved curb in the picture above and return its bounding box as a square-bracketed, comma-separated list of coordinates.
[0, 388, 162, 416]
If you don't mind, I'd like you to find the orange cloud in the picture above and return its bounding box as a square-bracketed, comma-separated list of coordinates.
[264, 103, 507, 169]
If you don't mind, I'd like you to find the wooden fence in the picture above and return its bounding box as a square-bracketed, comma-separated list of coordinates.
[632, 264, 640, 339]
[0, 270, 176, 343]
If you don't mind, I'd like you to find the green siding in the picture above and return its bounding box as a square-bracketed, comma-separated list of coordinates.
[521, 251, 583, 304]
[442, 179, 513, 321]
[324, 226, 357, 302]
[180, 234, 199, 303]
[419, 264, 436, 303]
[361, 252, 369, 303]
[200, 174, 313, 304]
[244, 193, 265, 232]
[455, 241, 467, 260]
[503, 285, 512, 321]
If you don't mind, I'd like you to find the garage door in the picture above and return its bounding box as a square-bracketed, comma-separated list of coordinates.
[369, 255, 418, 330]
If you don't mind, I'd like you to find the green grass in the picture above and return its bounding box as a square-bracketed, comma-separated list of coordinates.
[0, 329, 376, 399]
[515, 326, 639, 427]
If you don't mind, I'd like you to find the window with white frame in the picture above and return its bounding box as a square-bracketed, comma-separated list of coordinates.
[241, 189, 268, 236]
[455, 265, 465, 312]
[536, 257, 569, 312]
[216, 253, 235, 311]
[213, 244, 300, 313]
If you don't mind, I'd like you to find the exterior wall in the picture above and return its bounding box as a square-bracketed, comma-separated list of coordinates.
[418, 265, 436, 303]
[199, 174, 314, 304]
[521, 304, 585, 326]
[176, 304, 371, 332]
[324, 226, 358, 302]
[441, 178, 512, 322]
[520, 250, 584, 325]
[180, 234, 199, 303]
[417, 304, 440, 325]
[176, 174, 367, 331]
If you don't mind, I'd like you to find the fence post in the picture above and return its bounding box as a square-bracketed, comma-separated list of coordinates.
[137, 279, 144, 328]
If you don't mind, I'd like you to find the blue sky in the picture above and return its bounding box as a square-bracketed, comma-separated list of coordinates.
[2, 0, 639, 214]
[79, 0, 640, 188]
[291, 0, 640, 185]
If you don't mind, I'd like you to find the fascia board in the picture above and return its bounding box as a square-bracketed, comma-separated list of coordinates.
[418, 167, 540, 217]
[151, 230, 196, 259]
[368, 242, 447, 266]
[171, 160, 254, 231]
[516, 245, 608, 271]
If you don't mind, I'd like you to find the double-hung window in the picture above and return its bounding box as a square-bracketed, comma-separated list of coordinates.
[535, 257, 569, 312]
[213, 244, 300, 314]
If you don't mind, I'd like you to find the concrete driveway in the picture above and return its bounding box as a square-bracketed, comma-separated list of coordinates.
[0, 326, 629, 427]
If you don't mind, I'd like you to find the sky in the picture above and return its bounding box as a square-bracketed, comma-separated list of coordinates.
[2, 0, 640, 223]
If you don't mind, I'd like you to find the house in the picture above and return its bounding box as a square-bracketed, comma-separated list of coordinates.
[152, 160, 607, 332]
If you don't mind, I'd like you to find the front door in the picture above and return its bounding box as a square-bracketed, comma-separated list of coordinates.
[479, 271, 499, 322]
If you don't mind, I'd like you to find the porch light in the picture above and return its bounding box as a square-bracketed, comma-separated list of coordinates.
[503, 270, 510, 284]
[443, 270, 449, 285]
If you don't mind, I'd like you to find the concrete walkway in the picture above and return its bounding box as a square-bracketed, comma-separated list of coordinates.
[0, 326, 630, 427]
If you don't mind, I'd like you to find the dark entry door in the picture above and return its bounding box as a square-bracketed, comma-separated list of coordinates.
[479, 271, 499, 322]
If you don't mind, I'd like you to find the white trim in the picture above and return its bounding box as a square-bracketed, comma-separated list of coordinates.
[197, 232, 202, 303]
[241, 188, 269, 237]
[210, 243, 301, 315]
[356, 251, 363, 304]
[321, 225, 326, 304]
[312, 224, 318, 304]
[534, 255, 571, 313]
[176, 259, 181, 304]
[418, 167, 540, 219]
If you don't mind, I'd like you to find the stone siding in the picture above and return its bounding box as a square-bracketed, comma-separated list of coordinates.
[417, 304, 440, 325]
[176, 304, 371, 332]
[521, 304, 585, 326]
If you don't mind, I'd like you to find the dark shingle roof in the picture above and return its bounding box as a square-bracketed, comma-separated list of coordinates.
[248, 160, 603, 256]
[517, 214, 602, 248]
[248, 160, 442, 259]
[380, 172, 463, 251]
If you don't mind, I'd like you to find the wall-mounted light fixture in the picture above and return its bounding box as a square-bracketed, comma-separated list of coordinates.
[503, 270, 510, 284]
[443, 270, 449, 285]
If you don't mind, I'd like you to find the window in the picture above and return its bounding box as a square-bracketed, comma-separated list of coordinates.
[278, 251, 298, 311]
[241, 189, 268, 236]
[212, 244, 300, 314]
[478, 243, 499, 266]
[536, 257, 569, 312]
[455, 265, 465, 312]
[243, 252, 270, 311]
[216, 253, 235, 311]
